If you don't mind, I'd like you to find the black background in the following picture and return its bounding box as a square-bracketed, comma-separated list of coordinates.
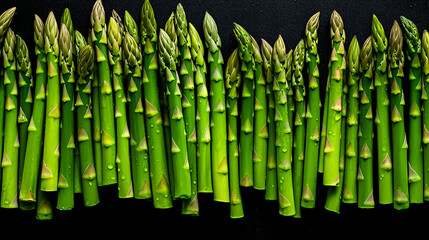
[1, 0, 429, 238]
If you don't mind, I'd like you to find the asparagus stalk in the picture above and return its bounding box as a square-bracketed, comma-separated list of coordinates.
[292, 39, 305, 217]
[373, 15, 394, 205]
[188, 22, 212, 194]
[159, 28, 192, 199]
[226, 48, 244, 218]
[301, 12, 321, 208]
[174, 4, 198, 213]
[19, 15, 46, 202]
[272, 35, 295, 216]
[261, 39, 278, 200]
[357, 36, 375, 209]
[233, 23, 255, 187]
[91, 0, 117, 186]
[400, 16, 423, 203]
[124, 32, 152, 199]
[40, 11, 61, 192]
[140, 0, 172, 208]
[421, 30, 429, 201]
[203, 12, 229, 201]
[342, 36, 360, 204]
[323, 10, 346, 186]
[1, 28, 18, 208]
[57, 23, 76, 210]
[76, 44, 100, 206]
[108, 16, 133, 198]
[251, 36, 268, 190]
[16, 35, 33, 186]
[325, 74, 348, 213]
[388, 20, 409, 210]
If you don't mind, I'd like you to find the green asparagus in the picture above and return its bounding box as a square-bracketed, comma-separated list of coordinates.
[421, 30, 429, 201]
[342, 36, 360, 204]
[40, 11, 61, 192]
[301, 12, 321, 208]
[203, 12, 229, 202]
[140, 0, 172, 208]
[389, 20, 409, 210]
[401, 16, 423, 203]
[226, 48, 244, 218]
[1, 28, 18, 208]
[233, 23, 255, 187]
[373, 15, 393, 205]
[91, 0, 117, 186]
[358, 36, 375, 209]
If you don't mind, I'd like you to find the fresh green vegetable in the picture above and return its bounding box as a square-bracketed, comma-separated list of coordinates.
[1, 28, 19, 208]
[389, 20, 409, 210]
[203, 12, 229, 202]
[76, 44, 100, 206]
[226, 48, 244, 218]
[422, 30, 429, 201]
[19, 14, 46, 202]
[108, 16, 133, 198]
[91, 0, 117, 186]
[260, 38, 277, 201]
[188, 22, 212, 194]
[57, 23, 76, 210]
[357, 36, 375, 209]
[301, 12, 320, 208]
[140, 0, 172, 208]
[159, 28, 192, 199]
[292, 39, 305, 218]
[272, 35, 295, 216]
[233, 23, 255, 187]
[323, 10, 346, 186]
[373, 15, 393, 205]
[401, 15, 423, 203]
[40, 11, 61, 192]
[342, 36, 360, 204]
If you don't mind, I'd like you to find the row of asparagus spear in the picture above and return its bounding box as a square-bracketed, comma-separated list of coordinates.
[0, 0, 428, 220]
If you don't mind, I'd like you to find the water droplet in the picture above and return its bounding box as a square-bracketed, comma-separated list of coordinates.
[150, 124, 154, 128]
[382, 145, 387, 152]
[282, 146, 287, 152]
[156, 130, 160, 133]
[121, 175, 126, 180]
[144, 167, 148, 172]
[107, 163, 114, 170]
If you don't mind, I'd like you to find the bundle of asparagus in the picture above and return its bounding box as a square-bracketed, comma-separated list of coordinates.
[2, 0, 429, 221]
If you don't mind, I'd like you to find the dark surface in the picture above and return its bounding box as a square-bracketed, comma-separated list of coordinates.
[1, 0, 429, 238]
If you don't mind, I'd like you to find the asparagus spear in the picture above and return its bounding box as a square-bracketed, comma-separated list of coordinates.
[261, 39, 277, 200]
[76, 44, 100, 206]
[323, 10, 346, 186]
[203, 12, 229, 201]
[301, 12, 321, 208]
[108, 16, 133, 199]
[124, 32, 152, 200]
[91, 0, 117, 186]
[40, 11, 61, 192]
[174, 4, 198, 214]
[0, 7, 16, 44]
[388, 20, 409, 210]
[19, 15, 46, 202]
[421, 30, 429, 201]
[251, 36, 268, 190]
[292, 39, 305, 217]
[342, 36, 360, 204]
[57, 23, 76, 210]
[140, 0, 172, 208]
[373, 15, 393, 205]
[188, 22, 212, 194]
[159, 28, 192, 199]
[358, 36, 375, 209]
[400, 16, 423, 203]
[226, 48, 244, 218]
[1, 28, 18, 208]
[233, 23, 255, 187]
[16, 35, 33, 186]
[272, 35, 295, 216]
